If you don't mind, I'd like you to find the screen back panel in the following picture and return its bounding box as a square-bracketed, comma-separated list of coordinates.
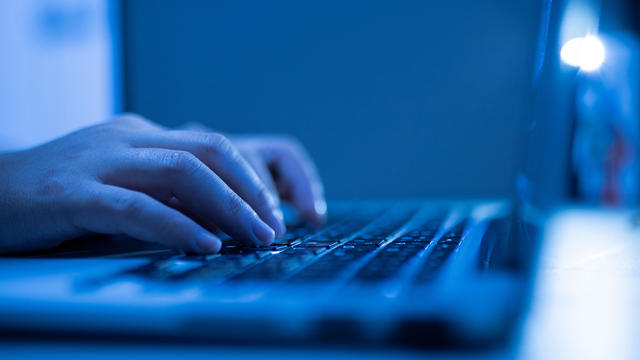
[122, 0, 542, 199]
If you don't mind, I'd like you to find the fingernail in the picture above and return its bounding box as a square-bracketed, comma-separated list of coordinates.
[314, 199, 327, 218]
[251, 217, 275, 245]
[195, 231, 221, 253]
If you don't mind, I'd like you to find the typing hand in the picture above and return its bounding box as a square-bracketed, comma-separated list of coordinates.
[178, 123, 327, 225]
[231, 135, 327, 225]
[0, 115, 321, 254]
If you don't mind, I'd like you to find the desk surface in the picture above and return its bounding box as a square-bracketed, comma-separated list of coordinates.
[2, 208, 639, 359]
[519, 209, 640, 359]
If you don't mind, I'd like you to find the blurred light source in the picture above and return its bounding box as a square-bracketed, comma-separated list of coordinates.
[561, 35, 606, 71]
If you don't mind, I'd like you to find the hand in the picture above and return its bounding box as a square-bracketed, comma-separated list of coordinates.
[0, 115, 289, 254]
[178, 123, 327, 224]
[232, 135, 327, 224]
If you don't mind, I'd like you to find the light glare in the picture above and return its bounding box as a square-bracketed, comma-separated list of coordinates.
[560, 35, 605, 71]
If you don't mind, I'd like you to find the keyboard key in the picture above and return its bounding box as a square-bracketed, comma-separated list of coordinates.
[124, 205, 453, 287]
[350, 239, 378, 246]
[229, 248, 316, 281]
[352, 241, 426, 282]
[303, 240, 339, 248]
[414, 241, 458, 283]
[289, 243, 377, 282]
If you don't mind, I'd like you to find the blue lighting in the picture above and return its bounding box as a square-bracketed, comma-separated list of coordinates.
[561, 35, 606, 71]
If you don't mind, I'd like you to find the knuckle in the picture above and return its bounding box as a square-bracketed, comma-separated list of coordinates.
[109, 193, 144, 218]
[89, 122, 120, 137]
[36, 171, 67, 198]
[114, 113, 147, 125]
[201, 133, 236, 158]
[86, 191, 143, 218]
[161, 151, 203, 176]
[107, 113, 154, 133]
[279, 134, 303, 150]
[36, 178, 66, 198]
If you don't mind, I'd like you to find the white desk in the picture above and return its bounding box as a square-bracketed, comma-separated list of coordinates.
[519, 208, 640, 359]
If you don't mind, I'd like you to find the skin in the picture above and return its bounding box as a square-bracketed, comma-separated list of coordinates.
[0, 114, 326, 254]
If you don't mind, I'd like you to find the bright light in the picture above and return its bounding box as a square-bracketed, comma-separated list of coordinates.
[560, 35, 606, 71]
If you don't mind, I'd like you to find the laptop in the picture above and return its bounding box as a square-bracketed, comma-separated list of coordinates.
[0, 0, 577, 348]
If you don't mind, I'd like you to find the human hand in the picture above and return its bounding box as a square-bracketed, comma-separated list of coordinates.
[232, 135, 327, 224]
[177, 123, 327, 225]
[0, 115, 287, 254]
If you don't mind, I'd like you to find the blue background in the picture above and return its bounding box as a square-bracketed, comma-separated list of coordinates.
[122, 0, 540, 199]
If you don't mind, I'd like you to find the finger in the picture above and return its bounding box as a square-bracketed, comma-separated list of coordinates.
[103, 148, 276, 246]
[131, 131, 285, 237]
[265, 140, 326, 224]
[165, 196, 224, 236]
[242, 150, 281, 208]
[73, 184, 221, 254]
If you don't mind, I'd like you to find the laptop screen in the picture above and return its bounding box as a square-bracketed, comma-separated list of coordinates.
[517, 0, 602, 209]
[502, 0, 605, 275]
[123, 0, 548, 200]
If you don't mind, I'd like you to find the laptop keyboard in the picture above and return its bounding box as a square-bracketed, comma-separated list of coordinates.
[116, 204, 468, 292]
